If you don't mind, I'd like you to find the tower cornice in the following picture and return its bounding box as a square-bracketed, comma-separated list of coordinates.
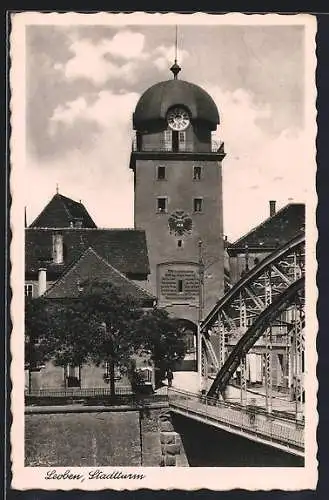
[129, 150, 226, 170]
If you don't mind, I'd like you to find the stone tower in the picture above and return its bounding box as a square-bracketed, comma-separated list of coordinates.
[130, 63, 226, 327]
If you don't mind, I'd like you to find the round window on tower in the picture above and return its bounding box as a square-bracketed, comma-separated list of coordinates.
[166, 106, 190, 131]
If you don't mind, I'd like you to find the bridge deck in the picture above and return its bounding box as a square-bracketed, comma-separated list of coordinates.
[170, 372, 303, 418]
[168, 388, 304, 457]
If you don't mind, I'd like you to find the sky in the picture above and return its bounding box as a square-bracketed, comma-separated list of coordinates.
[24, 21, 310, 241]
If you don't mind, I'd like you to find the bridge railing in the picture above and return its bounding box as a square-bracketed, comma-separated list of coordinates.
[25, 386, 133, 397]
[168, 388, 304, 454]
[25, 386, 169, 407]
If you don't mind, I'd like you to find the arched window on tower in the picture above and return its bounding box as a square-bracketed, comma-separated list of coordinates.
[163, 129, 187, 152]
[178, 131, 186, 151]
[163, 130, 172, 151]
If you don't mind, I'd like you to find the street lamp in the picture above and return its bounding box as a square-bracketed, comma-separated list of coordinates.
[197, 240, 205, 390]
[102, 322, 116, 399]
[198, 239, 205, 324]
[196, 239, 229, 391]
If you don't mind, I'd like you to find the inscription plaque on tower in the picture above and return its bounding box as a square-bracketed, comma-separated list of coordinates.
[158, 263, 199, 303]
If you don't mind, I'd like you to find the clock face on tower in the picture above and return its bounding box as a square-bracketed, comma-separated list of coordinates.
[167, 107, 190, 131]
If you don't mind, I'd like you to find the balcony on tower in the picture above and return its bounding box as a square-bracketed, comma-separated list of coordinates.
[132, 131, 224, 155]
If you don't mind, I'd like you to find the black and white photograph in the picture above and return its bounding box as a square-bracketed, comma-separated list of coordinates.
[10, 12, 317, 491]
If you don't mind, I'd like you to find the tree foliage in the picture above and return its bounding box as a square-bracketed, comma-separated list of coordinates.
[134, 308, 186, 379]
[25, 280, 187, 386]
[25, 296, 59, 368]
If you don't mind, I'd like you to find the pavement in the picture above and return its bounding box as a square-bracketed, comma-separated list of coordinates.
[170, 371, 201, 393]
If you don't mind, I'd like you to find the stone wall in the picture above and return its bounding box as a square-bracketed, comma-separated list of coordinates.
[158, 411, 188, 466]
[25, 405, 189, 467]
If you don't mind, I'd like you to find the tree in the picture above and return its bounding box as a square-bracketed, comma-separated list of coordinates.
[134, 308, 187, 386]
[25, 279, 187, 393]
[47, 281, 143, 393]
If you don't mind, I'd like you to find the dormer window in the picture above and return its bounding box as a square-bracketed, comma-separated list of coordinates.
[52, 233, 64, 264]
[77, 279, 84, 292]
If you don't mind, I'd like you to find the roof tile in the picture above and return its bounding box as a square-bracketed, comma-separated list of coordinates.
[25, 228, 150, 278]
[228, 203, 305, 251]
[44, 247, 154, 303]
[30, 193, 97, 228]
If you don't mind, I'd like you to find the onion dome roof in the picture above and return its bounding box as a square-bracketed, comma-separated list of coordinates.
[133, 79, 220, 131]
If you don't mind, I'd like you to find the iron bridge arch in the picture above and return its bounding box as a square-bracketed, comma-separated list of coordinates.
[199, 233, 305, 406]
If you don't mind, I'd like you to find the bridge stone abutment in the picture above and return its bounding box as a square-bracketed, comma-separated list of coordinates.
[158, 411, 189, 466]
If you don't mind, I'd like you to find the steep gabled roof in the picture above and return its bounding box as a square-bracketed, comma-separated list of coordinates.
[29, 193, 97, 229]
[25, 228, 150, 278]
[44, 247, 155, 303]
[228, 203, 305, 252]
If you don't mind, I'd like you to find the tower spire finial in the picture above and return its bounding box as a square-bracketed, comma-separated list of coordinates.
[175, 24, 178, 63]
[56, 183, 59, 194]
[170, 25, 181, 79]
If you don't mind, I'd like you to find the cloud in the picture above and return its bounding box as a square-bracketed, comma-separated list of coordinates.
[55, 30, 147, 85]
[153, 46, 189, 71]
[49, 90, 139, 131]
[32, 83, 312, 240]
[100, 30, 147, 60]
[26, 147, 135, 230]
[27, 90, 141, 228]
[202, 84, 311, 240]
[25, 24, 310, 241]
[54, 34, 191, 85]
[49, 97, 88, 131]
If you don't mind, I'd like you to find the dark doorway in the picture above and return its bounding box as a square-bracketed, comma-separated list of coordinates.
[172, 131, 179, 152]
[173, 319, 198, 372]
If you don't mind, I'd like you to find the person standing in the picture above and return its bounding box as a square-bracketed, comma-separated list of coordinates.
[167, 368, 173, 388]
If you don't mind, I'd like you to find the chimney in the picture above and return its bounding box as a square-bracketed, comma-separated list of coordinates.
[52, 233, 64, 264]
[269, 200, 276, 217]
[38, 268, 47, 297]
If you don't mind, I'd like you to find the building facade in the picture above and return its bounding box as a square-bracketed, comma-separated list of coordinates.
[25, 192, 151, 299]
[227, 201, 305, 284]
[25, 192, 154, 390]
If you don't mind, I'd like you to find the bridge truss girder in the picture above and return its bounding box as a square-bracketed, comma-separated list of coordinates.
[207, 278, 305, 401]
[200, 234, 305, 415]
